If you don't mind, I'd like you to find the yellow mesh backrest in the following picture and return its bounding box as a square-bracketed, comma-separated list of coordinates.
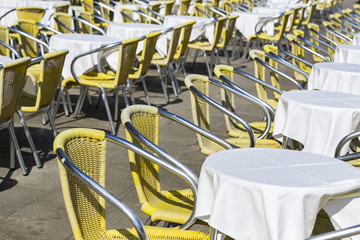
[123, 106, 161, 205]
[100, 0, 111, 21]
[287, 33, 307, 71]
[164, 1, 175, 15]
[184, 74, 212, 150]
[54, 13, 74, 33]
[81, 0, 94, 14]
[0, 25, 10, 57]
[263, 45, 280, 99]
[163, 25, 183, 63]
[148, 3, 161, 24]
[120, 9, 136, 23]
[54, 128, 107, 239]
[55, 4, 70, 13]
[14, 19, 40, 58]
[0, 57, 31, 122]
[16, 7, 45, 22]
[211, 17, 227, 48]
[138, 31, 161, 76]
[179, 0, 191, 15]
[114, 37, 142, 86]
[78, 11, 93, 34]
[174, 20, 196, 59]
[303, 1, 317, 25]
[249, 49, 269, 104]
[194, 3, 207, 17]
[219, 15, 238, 47]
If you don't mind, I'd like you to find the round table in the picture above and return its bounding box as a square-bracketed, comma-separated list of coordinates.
[231, 11, 274, 40]
[49, 34, 120, 79]
[353, 33, 360, 46]
[163, 15, 214, 43]
[308, 62, 360, 95]
[196, 148, 360, 240]
[273, 90, 360, 157]
[106, 22, 167, 57]
[334, 45, 360, 64]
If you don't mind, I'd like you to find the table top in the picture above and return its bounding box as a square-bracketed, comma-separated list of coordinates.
[273, 90, 360, 156]
[334, 45, 360, 64]
[195, 148, 360, 240]
[353, 33, 360, 46]
[0, 56, 12, 64]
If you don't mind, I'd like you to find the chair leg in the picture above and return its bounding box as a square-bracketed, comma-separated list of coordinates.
[224, 46, 231, 66]
[9, 132, 15, 169]
[155, 63, 169, 102]
[17, 110, 42, 169]
[169, 63, 180, 95]
[54, 86, 66, 117]
[114, 91, 119, 122]
[47, 110, 58, 138]
[181, 58, 187, 78]
[140, 76, 151, 105]
[122, 88, 129, 107]
[127, 79, 136, 104]
[167, 65, 178, 98]
[65, 88, 73, 114]
[191, 49, 199, 69]
[99, 86, 116, 135]
[73, 86, 88, 118]
[9, 122, 27, 175]
[241, 40, 251, 63]
[202, 49, 212, 78]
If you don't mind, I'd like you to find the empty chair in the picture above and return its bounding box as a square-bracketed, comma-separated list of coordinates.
[216, 15, 238, 65]
[0, 57, 31, 175]
[54, 128, 209, 239]
[16, 6, 45, 22]
[179, 0, 191, 15]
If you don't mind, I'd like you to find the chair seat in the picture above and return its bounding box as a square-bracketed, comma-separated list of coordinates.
[141, 189, 194, 224]
[200, 137, 281, 156]
[26, 64, 41, 83]
[188, 41, 213, 51]
[64, 70, 120, 89]
[249, 33, 281, 41]
[151, 52, 168, 66]
[228, 122, 274, 138]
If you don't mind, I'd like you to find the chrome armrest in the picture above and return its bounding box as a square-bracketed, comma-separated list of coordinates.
[321, 25, 350, 45]
[0, 40, 21, 59]
[8, 26, 50, 53]
[105, 132, 198, 230]
[81, 1, 103, 17]
[146, 8, 165, 21]
[56, 147, 148, 240]
[297, 35, 333, 61]
[308, 28, 337, 48]
[255, 12, 285, 35]
[193, 18, 217, 29]
[74, 15, 106, 35]
[195, 6, 213, 18]
[135, 9, 163, 24]
[213, 6, 230, 15]
[36, 22, 62, 35]
[306, 224, 360, 240]
[120, 11, 139, 23]
[188, 84, 256, 147]
[91, 13, 112, 25]
[305, 33, 336, 53]
[210, 77, 272, 139]
[335, 130, 360, 158]
[205, 5, 226, 17]
[95, 1, 115, 12]
[278, 49, 314, 68]
[232, 2, 252, 11]
[226, 2, 246, 12]
[54, 17, 77, 34]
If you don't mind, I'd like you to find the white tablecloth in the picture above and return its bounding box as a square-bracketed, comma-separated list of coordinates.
[196, 148, 360, 240]
[163, 15, 214, 43]
[334, 45, 360, 64]
[49, 34, 120, 79]
[231, 11, 274, 40]
[106, 22, 167, 57]
[353, 33, 360, 46]
[0, 0, 71, 27]
[0, 55, 12, 64]
[308, 63, 360, 95]
[252, 6, 286, 14]
[273, 90, 360, 157]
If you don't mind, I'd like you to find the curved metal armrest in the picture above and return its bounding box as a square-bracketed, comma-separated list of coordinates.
[205, 5, 226, 17]
[306, 224, 360, 240]
[195, 6, 213, 18]
[81, 1, 103, 17]
[92, 13, 112, 25]
[96, 1, 115, 12]
[278, 49, 314, 68]
[253, 56, 303, 90]
[54, 17, 77, 34]
[232, 2, 252, 11]
[0, 40, 21, 59]
[36, 22, 62, 35]
[146, 8, 165, 21]
[70, 40, 123, 82]
[105, 133, 198, 230]
[297, 35, 333, 61]
[120, 11, 139, 23]
[213, 6, 230, 15]
[255, 12, 285, 34]
[209, 77, 272, 139]
[135, 9, 163, 24]
[8, 27, 50, 52]
[0, 8, 15, 21]
[335, 130, 360, 158]
[308, 28, 337, 49]
[193, 18, 217, 29]
[266, 52, 310, 80]
[160, 26, 174, 35]
[74, 15, 106, 35]
[188, 84, 256, 147]
[56, 147, 148, 240]
[327, 25, 353, 41]
[321, 25, 350, 45]
[226, 2, 247, 12]
[339, 16, 360, 32]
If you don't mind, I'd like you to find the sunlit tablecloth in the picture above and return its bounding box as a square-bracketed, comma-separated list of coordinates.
[334, 45, 360, 64]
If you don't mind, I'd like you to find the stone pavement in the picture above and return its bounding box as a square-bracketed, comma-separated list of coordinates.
[0, 1, 356, 237]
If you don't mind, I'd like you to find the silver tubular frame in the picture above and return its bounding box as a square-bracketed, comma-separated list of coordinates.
[205, 5, 226, 17]
[252, 56, 303, 90]
[306, 224, 360, 240]
[277, 48, 314, 68]
[194, 6, 213, 18]
[146, 8, 165, 21]
[188, 84, 256, 147]
[193, 18, 217, 29]
[335, 130, 360, 158]
[307, 29, 337, 50]
[0, 8, 15, 21]
[209, 77, 272, 139]
[36, 22, 62, 35]
[225, 2, 247, 12]
[91, 14, 112, 25]
[289, 38, 329, 62]
[8, 26, 50, 53]
[56, 146, 148, 240]
[135, 9, 163, 24]
[74, 15, 106, 35]
[320, 25, 350, 45]
[213, 6, 230, 16]
[255, 12, 285, 35]
[54, 17, 77, 34]
[296, 35, 334, 62]
[0, 40, 21, 59]
[120, 11, 139, 23]
[104, 133, 198, 230]
[81, 1, 103, 17]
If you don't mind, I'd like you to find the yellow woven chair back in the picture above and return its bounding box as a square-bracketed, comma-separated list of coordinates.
[218, 15, 238, 48]
[354, 4, 360, 14]
[212, 0, 220, 7]
[162, 25, 183, 63]
[14, 19, 40, 58]
[55, 4, 70, 13]
[78, 11, 93, 34]
[120, 9, 137, 23]
[100, 0, 111, 21]
[54, 128, 109, 239]
[53, 13, 73, 33]
[303, 1, 317, 25]
[263, 45, 282, 99]
[148, 3, 161, 24]
[293, 29, 327, 63]
[16, 7, 45, 22]
[249, 49, 273, 104]
[0, 25, 10, 57]
[285, 7, 302, 32]
[211, 16, 227, 48]
[179, 0, 191, 15]
[81, 0, 94, 14]
[164, 1, 175, 15]
[194, 3, 215, 18]
[136, 31, 161, 77]
[21, 50, 69, 113]
[174, 20, 196, 59]
[286, 33, 309, 73]
[184, 74, 213, 150]
[0, 57, 31, 122]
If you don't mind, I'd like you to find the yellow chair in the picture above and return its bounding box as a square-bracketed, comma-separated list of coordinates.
[54, 128, 209, 239]
[321, 21, 351, 45]
[306, 24, 336, 60]
[17, 50, 69, 168]
[179, 0, 191, 15]
[121, 105, 231, 227]
[77, 11, 106, 35]
[216, 15, 238, 65]
[299, 1, 318, 29]
[274, 7, 302, 38]
[0, 25, 21, 58]
[16, 6, 45, 22]
[0, 57, 31, 175]
[54, 4, 70, 13]
[187, 16, 227, 77]
[80, 0, 110, 27]
[185, 74, 281, 156]
[249, 49, 303, 109]
[214, 64, 279, 138]
[164, 1, 175, 15]
[151, 25, 183, 102]
[55, 37, 142, 135]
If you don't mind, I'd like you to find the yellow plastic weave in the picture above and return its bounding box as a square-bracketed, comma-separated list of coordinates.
[14, 19, 40, 58]
[16, 7, 45, 22]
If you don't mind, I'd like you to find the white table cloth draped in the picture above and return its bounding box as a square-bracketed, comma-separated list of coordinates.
[252, 7, 285, 15]
[334, 45, 360, 64]
[0, 55, 12, 63]
[196, 148, 360, 240]
[273, 90, 360, 157]
[49, 34, 119, 79]
[106, 22, 167, 57]
[353, 33, 360, 46]
[163, 15, 214, 43]
[0, 0, 71, 27]
[308, 63, 360, 95]
[231, 11, 274, 40]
